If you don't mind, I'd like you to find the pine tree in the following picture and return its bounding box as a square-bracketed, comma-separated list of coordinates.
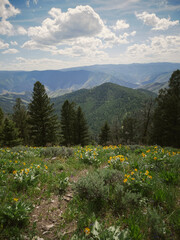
[99, 121, 110, 145]
[0, 107, 4, 145]
[12, 98, 29, 144]
[60, 100, 76, 146]
[28, 81, 59, 146]
[152, 70, 180, 147]
[121, 115, 137, 144]
[2, 118, 21, 147]
[75, 106, 89, 146]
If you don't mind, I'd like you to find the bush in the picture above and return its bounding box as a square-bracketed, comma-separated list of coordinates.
[74, 171, 108, 202]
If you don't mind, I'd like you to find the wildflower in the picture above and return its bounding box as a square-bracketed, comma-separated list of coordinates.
[13, 170, 17, 174]
[108, 160, 111, 164]
[145, 170, 149, 176]
[37, 165, 40, 168]
[154, 157, 157, 160]
[13, 198, 18, 202]
[131, 171, 134, 175]
[146, 149, 150, 153]
[148, 175, 152, 179]
[23, 162, 26, 166]
[127, 175, 130, 178]
[135, 168, 138, 172]
[123, 179, 128, 183]
[132, 178, 135, 180]
[15, 160, 18, 163]
[3, 170, 5, 173]
[84, 227, 90, 235]
[142, 153, 146, 157]
[44, 165, 48, 170]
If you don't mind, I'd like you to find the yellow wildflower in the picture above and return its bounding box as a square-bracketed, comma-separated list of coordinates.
[145, 170, 149, 176]
[123, 178, 128, 183]
[132, 178, 135, 180]
[13, 198, 18, 202]
[44, 165, 48, 170]
[146, 149, 150, 153]
[131, 171, 134, 175]
[23, 162, 26, 166]
[127, 175, 130, 178]
[135, 168, 138, 172]
[13, 170, 17, 174]
[148, 175, 152, 179]
[84, 227, 90, 235]
[154, 157, 157, 160]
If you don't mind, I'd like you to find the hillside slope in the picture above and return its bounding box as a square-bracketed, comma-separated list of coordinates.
[52, 82, 156, 135]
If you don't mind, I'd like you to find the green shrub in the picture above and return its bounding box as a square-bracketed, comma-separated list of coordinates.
[74, 171, 108, 202]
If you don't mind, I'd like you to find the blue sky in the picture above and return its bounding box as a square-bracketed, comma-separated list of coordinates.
[0, 0, 180, 70]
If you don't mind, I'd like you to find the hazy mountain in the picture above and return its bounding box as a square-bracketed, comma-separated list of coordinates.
[52, 82, 156, 135]
[0, 91, 31, 113]
[0, 63, 179, 98]
[0, 69, 136, 97]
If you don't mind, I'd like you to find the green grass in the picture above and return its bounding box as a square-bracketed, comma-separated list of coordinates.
[0, 145, 179, 239]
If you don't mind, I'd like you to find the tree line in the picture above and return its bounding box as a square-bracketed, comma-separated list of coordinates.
[0, 70, 179, 148]
[0, 81, 89, 147]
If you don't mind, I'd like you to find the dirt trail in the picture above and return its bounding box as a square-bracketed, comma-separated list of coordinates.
[30, 169, 89, 240]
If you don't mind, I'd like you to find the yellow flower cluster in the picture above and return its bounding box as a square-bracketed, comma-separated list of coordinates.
[123, 168, 152, 183]
[108, 154, 127, 164]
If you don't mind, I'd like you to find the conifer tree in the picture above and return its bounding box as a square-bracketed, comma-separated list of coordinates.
[13, 98, 29, 144]
[75, 106, 89, 146]
[152, 70, 180, 147]
[60, 100, 75, 146]
[1, 118, 20, 147]
[99, 121, 110, 145]
[0, 107, 4, 145]
[28, 81, 59, 146]
[121, 115, 137, 144]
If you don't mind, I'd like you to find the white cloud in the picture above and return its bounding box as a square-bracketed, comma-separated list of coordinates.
[10, 41, 18, 46]
[2, 48, 19, 54]
[0, 0, 20, 20]
[127, 35, 180, 62]
[112, 20, 130, 31]
[136, 11, 179, 30]
[26, 0, 38, 7]
[28, 5, 104, 45]
[0, 39, 9, 49]
[0, 1, 27, 36]
[22, 5, 136, 58]
[0, 20, 27, 36]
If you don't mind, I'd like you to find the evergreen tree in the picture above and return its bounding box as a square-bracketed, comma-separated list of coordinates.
[99, 121, 110, 145]
[121, 115, 137, 144]
[28, 81, 59, 146]
[60, 100, 76, 146]
[0, 107, 4, 145]
[75, 106, 89, 146]
[152, 70, 180, 147]
[1, 118, 20, 147]
[12, 98, 29, 144]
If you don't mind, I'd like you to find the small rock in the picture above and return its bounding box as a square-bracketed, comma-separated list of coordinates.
[32, 236, 44, 240]
[45, 224, 54, 230]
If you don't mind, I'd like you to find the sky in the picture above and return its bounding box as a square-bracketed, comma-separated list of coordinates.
[0, 0, 180, 71]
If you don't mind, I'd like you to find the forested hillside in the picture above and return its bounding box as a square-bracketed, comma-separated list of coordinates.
[52, 83, 156, 135]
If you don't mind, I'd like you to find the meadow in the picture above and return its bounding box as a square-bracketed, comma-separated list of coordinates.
[0, 145, 179, 240]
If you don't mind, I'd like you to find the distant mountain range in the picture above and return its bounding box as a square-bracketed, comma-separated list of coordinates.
[0, 62, 179, 119]
[0, 62, 179, 97]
